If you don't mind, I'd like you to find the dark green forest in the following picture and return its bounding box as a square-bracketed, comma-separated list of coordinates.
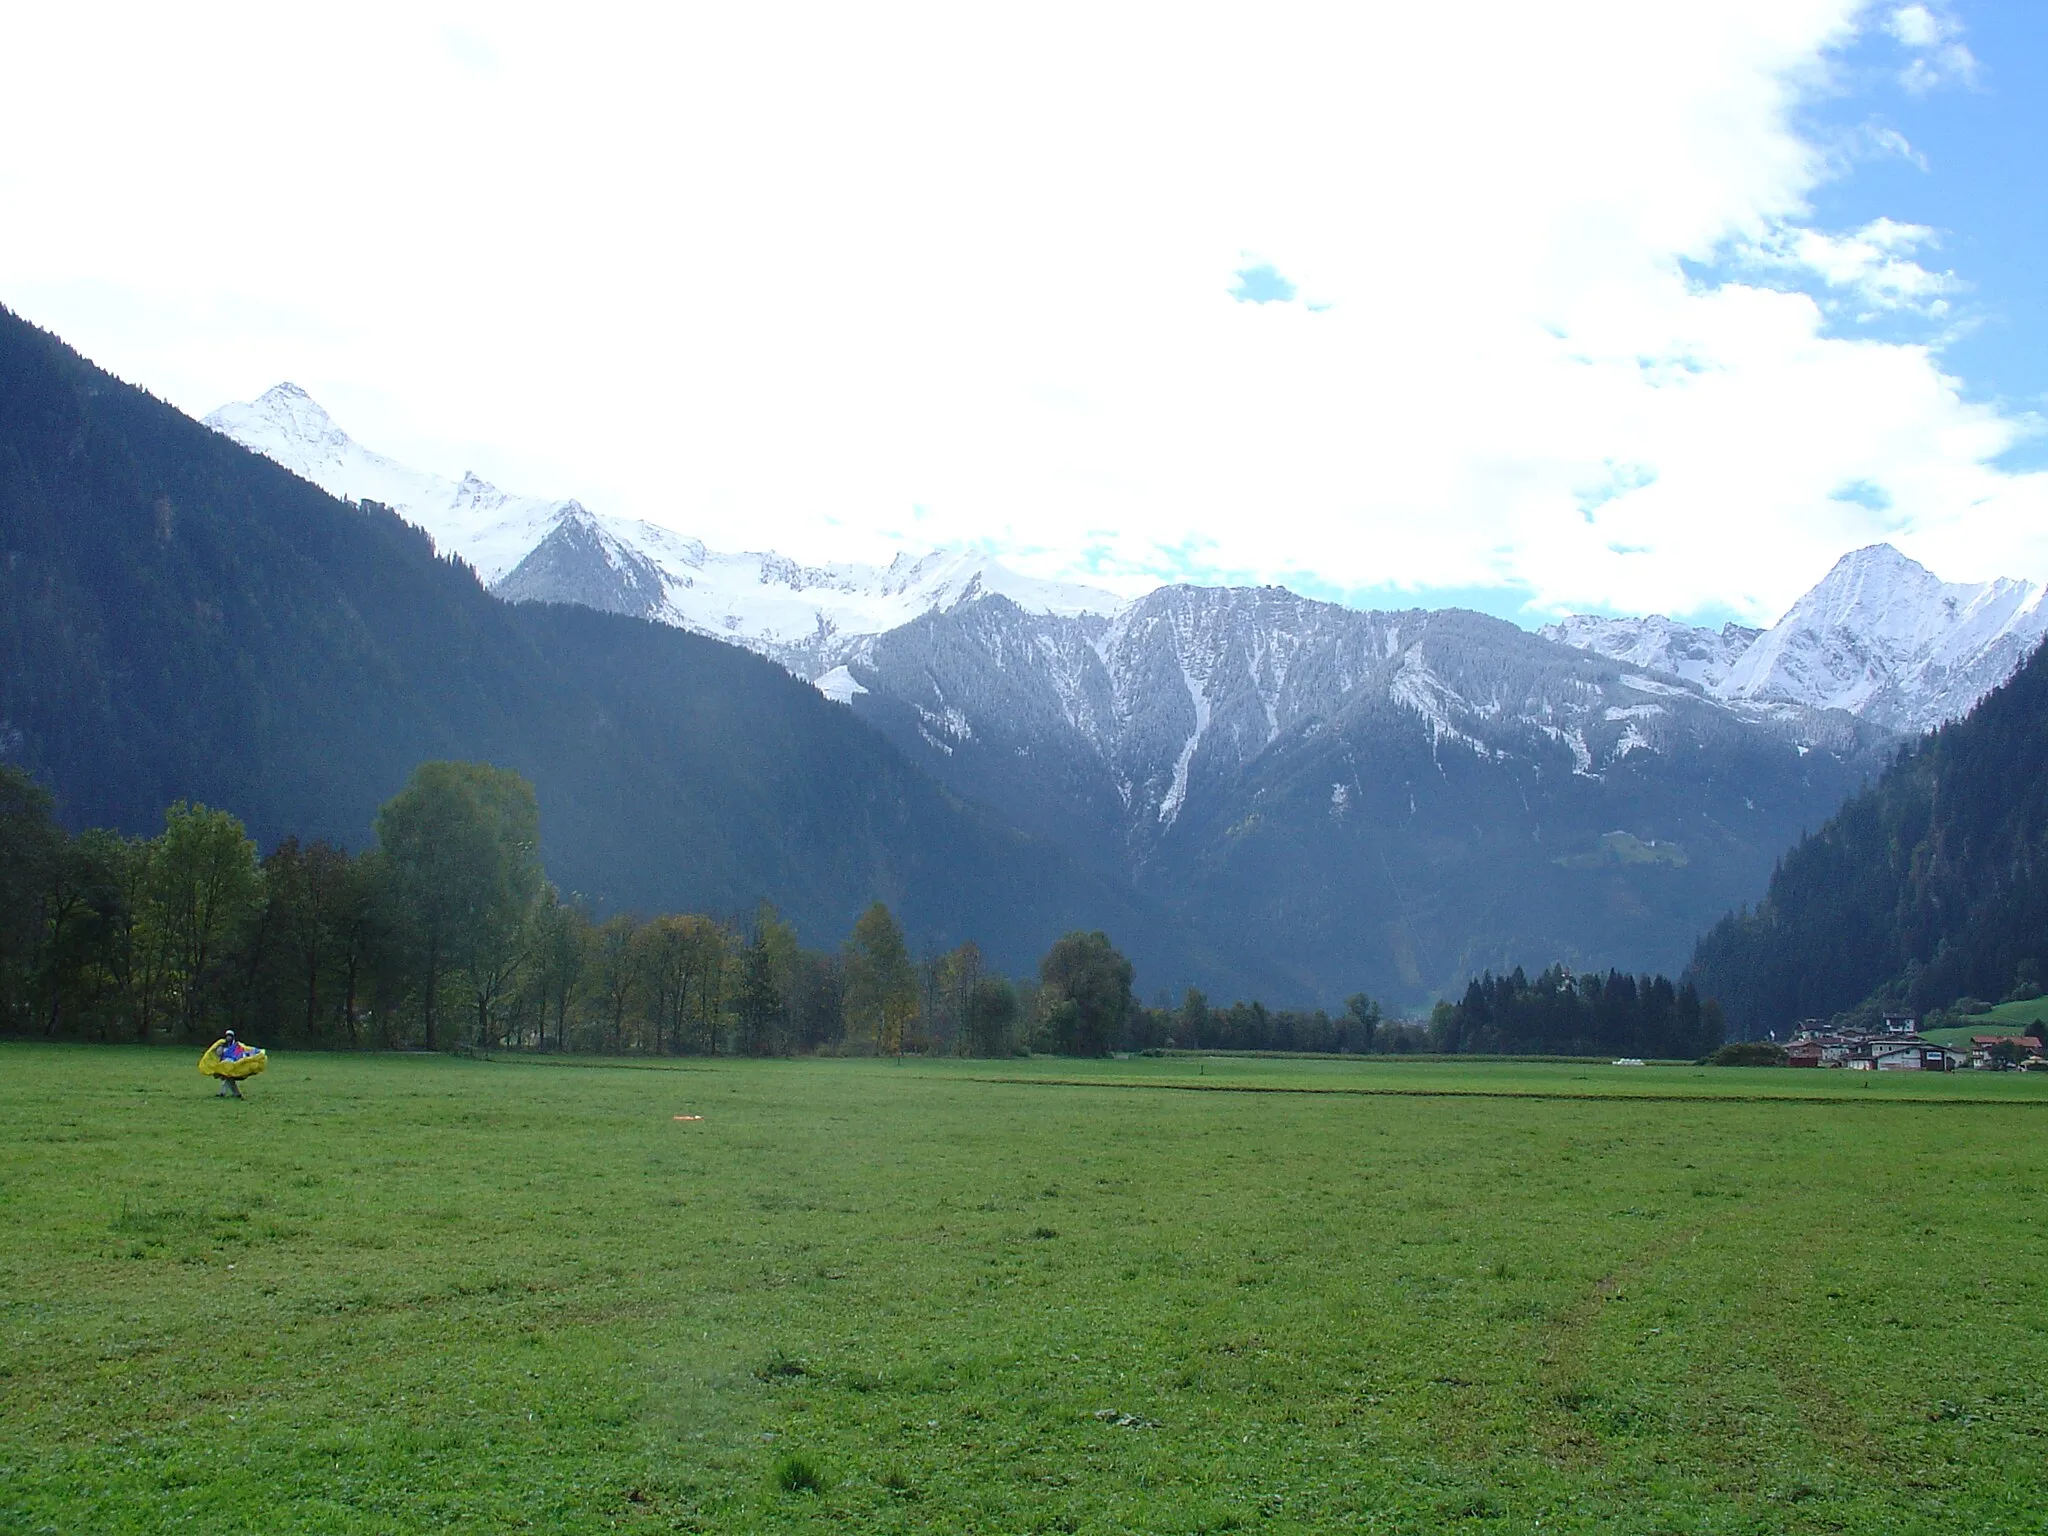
[1426, 965, 1725, 1058]
[1690, 634, 2048, 1036]
[0, 304, 1265, 1000]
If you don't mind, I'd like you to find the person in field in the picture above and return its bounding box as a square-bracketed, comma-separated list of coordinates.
[198, 1030, 268, 1098]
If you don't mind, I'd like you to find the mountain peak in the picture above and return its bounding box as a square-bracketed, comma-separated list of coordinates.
[1806, 542, 1942, 604]
[1715, 544, 2046, 729]
[1831, 541, 1920, 573]
[251, 382, 343, 438]
[206, 381, 347, 451]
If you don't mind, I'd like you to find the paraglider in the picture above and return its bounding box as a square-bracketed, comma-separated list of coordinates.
[199, 1030, 267, 1098]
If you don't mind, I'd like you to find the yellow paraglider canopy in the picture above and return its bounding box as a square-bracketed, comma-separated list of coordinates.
[199, 1039, 268, 1081]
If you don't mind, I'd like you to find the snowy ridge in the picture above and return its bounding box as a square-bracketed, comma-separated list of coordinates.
[1715, 544, 2048, 732]
[206, 384, 1127, 681]
[1539, 614, 1759, 690]
[844, 584, 1862, 872]
[210, 388, 2042, 741]
[205, 384, 574, 583]
[1544, 545, 2048, 735]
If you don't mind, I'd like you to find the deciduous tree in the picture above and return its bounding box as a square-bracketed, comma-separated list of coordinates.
[148, 801, 262, 1040]
[1037, 930, 1132, 1057]
[374, 762, 543, 1049]
[844, 902, 918, 1057]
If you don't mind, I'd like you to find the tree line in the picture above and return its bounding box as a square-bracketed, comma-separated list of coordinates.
[4, 755, 1727, 1059]
[1426, 964, 1726, 1059]
[0, 759, 1297, 1058]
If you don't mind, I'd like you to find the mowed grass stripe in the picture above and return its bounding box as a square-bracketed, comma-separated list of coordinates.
[963, 1071, 2048, 1106]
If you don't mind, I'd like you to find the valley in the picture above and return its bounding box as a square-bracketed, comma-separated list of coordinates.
[206, 383, 2048, 1006]
[6, 330, 2041, 1012]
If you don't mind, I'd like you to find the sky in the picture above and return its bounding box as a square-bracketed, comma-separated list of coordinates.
[3, 1, 2046, 627]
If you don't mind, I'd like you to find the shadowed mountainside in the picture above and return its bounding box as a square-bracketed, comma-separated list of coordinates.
[0, 306, 1268, 995]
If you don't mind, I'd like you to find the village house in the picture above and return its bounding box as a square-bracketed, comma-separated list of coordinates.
[1785, 1032, 1859, 1067]
[1969, 1034, 2045, 1069]
[1859, 1041, 1964, 1071]
[1781, 1016, 2036, 1071]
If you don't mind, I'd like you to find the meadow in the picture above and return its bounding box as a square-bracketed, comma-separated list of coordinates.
[3, 1046, 2046, 1533]
[1921, 998, 2048, 1046]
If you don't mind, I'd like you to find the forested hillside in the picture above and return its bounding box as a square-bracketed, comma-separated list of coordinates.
[1690, 635, 2048, 1035]
[0, 306, 1259, 994]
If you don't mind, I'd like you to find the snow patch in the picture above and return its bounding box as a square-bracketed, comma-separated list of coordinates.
[1542, 725, 1596, 777]
[1158, 660, 1212, 828]
[916, 703, 974, 742]
[1389, 647, 1490, 758]
[814, 666, 868, 704]
[1614, 674, 1689, 698]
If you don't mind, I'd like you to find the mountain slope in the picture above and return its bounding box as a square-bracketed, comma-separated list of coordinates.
[1689, 634, 2048, 1036]
[0, 308, 1256, 992]
[838, 589, 1891, 1005]
[204, 384, 1124, 675]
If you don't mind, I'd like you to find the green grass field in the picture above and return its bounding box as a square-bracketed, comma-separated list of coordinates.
[1921, 1000, 2048, 1047]
[5, 1046, 2048, 1533]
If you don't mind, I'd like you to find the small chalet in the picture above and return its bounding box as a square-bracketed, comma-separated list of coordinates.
[1870, 1042, 1962, 1072]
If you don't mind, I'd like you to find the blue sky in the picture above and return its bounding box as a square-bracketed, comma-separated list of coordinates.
[1801, 3, 2048, 454]
[3, 3, 2046, 628]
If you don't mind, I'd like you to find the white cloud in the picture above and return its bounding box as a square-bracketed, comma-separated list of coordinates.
[1886, 3, 1978, 92]
[1741, 217, 1958, 317]
[1887, 3, 1946, 48]
[0, 0, 2039, 627]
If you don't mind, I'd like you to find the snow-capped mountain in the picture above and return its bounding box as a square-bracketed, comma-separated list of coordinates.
[204, 384, 574, 584]
[205, 384, 1124, 675]
[211, 387, 2040, 742]
[1538, 614, 1761, 691]
[1717, 544, 2048, 733]
[1544, 546, 2048, 736]
[837, 586, 1889, 1004]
